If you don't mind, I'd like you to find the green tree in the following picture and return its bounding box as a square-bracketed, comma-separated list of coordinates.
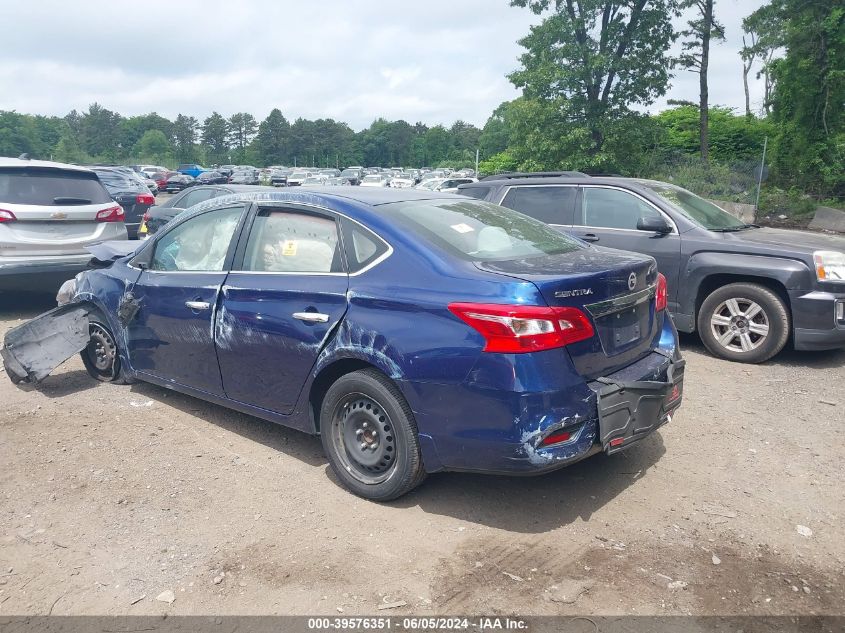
[173, 114, 198, 162]
[78, 103, 122, 160]
[201, 112, 229, 164]
[228, 112, 258, 162]
[133, 129, 172, 163]
[510, 0, 682, 155]
[741, 1, 785, 116]
[255, 108, 291, 165]
[677, 0, 726, 161]
[769, 0, 845, 196]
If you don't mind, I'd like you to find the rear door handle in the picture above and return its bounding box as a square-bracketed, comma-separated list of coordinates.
[185, 300, 211, 311]
[581, 233, 600, 242]
[293, 312, 330, 323]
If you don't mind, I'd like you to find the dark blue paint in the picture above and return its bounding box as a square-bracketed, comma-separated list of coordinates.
[72, 188, 682, 476]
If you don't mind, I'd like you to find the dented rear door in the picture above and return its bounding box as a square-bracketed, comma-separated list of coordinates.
[216, 205, 349, 416]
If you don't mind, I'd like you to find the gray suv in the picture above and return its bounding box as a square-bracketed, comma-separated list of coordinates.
[0, 157, 128, 292]
[460, 173, 845, 363]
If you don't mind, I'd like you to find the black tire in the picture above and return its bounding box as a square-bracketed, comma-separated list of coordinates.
[320, 369, 426, 501]
[80, 311, 133, 384]
[697, 283, 790, 363]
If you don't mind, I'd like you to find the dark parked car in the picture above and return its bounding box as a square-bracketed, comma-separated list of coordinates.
[91, 167, 155, 239]
[229, 169, 259, 185]
[5, 188, 683, 500]
[139, 185, 275, 237]
[340, 168, 363, 185]
[151, 171, 176, 191]
[460, 173, 845, 362]
[165, 173, 194, 193]
[270, 168, 290, 187]
[193, 170, 228, 185]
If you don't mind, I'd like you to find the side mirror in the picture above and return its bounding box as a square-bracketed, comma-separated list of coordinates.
[637, 216, 672, 234]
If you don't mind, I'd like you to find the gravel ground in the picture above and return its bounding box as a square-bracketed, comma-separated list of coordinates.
[0, 291, 842, 617]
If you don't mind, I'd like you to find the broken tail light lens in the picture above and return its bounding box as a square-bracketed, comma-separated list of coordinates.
[656, 273, 667, 312]
[96, 205, 125, 223]
[448, 303, 594, 353]
[0, 209, 17, 222]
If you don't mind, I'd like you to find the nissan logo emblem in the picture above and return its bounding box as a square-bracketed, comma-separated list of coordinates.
[628, 272, 637, 291]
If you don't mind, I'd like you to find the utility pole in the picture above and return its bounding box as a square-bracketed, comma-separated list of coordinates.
[754, 136, 768, 218]
[475, 149, 480, 176]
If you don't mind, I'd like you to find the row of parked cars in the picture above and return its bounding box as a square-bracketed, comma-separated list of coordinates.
[1, 155, 844, 502]
[2, 155, 843, 365]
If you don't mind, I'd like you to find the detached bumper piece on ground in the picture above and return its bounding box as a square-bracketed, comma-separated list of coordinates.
[1, 305, 90, 384]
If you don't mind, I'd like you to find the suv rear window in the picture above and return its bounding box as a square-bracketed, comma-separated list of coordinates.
[378, 198, 584, 262]
[93, 169, 147, 194]
[0, 168, 112, 206]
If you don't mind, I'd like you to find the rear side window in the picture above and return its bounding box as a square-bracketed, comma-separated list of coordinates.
[378, 198, 585, 262]
[500, 186, 575, 225]
[341, 220, 390, 273]
[0, 168, 112, 206]
[458, 186, 488, 200]
[243, 209, 343, 273]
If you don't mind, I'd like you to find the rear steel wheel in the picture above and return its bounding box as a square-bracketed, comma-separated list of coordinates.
[320, 369, 426, 500]
[331, 394, 396, 485]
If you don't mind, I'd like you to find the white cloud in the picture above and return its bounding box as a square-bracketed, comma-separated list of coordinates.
[0, 0, 769, 128]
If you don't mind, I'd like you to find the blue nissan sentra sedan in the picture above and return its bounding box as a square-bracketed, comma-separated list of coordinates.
[6, 188, 684, 500]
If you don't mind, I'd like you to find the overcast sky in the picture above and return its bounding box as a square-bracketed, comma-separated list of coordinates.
[0, 0, 766, 130]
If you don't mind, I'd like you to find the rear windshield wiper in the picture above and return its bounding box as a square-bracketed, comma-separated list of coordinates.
[53, 196, 92, 205]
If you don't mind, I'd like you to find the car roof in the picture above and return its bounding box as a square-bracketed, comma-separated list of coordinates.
[0, 156, 96, 174]
[462, 175, 650, 189]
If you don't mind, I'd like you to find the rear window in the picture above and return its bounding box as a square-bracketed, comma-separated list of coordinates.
[0, 168, 112, 206]
[93, 170, 147, 194]
[378, 199, 585, 262]
[457, 186, 488, 200]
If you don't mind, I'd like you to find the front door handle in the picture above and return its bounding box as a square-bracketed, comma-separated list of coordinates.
[293, 312, 330, 324]
[185, 300, 211, 311]
[581, 233, 600, 242]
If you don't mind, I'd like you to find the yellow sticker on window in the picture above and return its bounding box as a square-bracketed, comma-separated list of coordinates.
[282, 240, 298, 256]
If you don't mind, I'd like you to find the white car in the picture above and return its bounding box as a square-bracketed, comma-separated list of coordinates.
[287, 171, 313, 186]
[359, 174, 391, 187]
[436, 177, 478, 194]
[390, 174, 415, 189]
[0, 157, 128, 291]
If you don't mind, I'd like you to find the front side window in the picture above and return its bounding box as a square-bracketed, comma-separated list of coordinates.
[500, 186, 575, 225]
[151, 206, 242, 272]
[577, 187, 663, 230]
[243, 209, 342, 273]
[378, 198, 585, 262]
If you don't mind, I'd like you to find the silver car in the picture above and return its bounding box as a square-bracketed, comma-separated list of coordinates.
[0, 157, 128, 291]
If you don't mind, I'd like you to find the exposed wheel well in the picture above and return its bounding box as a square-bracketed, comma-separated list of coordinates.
[309, 358, 381, 433]
[694, 274, 792, 331]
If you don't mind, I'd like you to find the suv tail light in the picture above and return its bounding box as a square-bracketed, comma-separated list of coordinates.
[448, 303, 594, 353]
[96, 205, 125, 223]
[656, 273, 667, 312]
[0, 209, 17, 223]
[136, 193, 155, 205]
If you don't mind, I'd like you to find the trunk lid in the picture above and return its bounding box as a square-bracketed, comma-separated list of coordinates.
[476, 246, 661, 378]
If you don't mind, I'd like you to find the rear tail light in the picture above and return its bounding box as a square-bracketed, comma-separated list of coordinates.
[448, 303, 594, 353]
[96, 205, 125, 223]
[539, 429, 572, 447]
[137, 193, 155, 205]
[656, 273, 667, 312]
[0, 209, 17, 223]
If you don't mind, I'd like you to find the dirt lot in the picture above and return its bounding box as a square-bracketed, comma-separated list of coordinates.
[0, 291, 843, 617]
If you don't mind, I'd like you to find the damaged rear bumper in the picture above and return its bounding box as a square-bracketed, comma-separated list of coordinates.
[409, 350, 684, 475]
[1, 304, 91, 384]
